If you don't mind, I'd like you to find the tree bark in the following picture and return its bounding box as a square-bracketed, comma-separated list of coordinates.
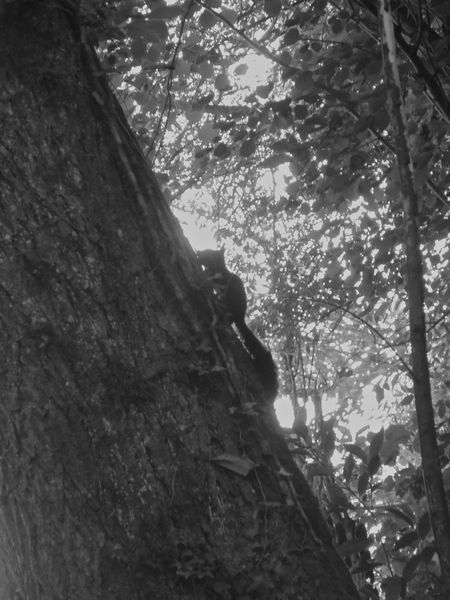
[0, 2, 359, 598]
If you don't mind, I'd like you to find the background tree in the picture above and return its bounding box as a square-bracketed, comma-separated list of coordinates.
[0, 1, 362, 599]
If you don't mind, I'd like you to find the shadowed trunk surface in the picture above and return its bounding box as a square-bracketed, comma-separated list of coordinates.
[0, 2, 360, 598]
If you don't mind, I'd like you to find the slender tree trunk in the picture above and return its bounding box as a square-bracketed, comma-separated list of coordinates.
[0, 2, 360, 598]
[379, 2, 450, 594]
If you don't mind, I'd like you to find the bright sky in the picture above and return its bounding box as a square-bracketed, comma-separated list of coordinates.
[173, 206, 216, 250]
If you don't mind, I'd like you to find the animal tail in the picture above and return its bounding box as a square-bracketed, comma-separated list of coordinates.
[235, 321, 278, 401]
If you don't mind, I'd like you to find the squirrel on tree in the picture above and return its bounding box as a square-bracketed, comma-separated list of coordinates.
[197, 249, 278, 401]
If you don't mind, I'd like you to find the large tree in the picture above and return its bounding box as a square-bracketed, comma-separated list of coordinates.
[0, 1, 360, 598]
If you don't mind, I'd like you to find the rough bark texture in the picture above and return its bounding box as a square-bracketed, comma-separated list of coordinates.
[0, 2, 359, 598]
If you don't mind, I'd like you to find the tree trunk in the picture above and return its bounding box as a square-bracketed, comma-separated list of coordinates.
[379, 4, 450, 593]
[0, 2, 359, 598]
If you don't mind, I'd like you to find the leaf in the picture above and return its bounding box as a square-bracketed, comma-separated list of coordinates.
[264, 0, 282, 17]
[213, 142, 230, 158]
[255, 83, 273, 98]
[386, 506, 415, 526]
[394, 531, 419, 550]
[337, 538, 372, 558]
[284, 28, 301, 46]
[150, 5, 185, 19]
[330, 18, 344, 34]
[421, 545, 436, 563]
[198, 60, 214, 79]
[384, 575, 403, 600]
[343, 453, 355, 483]
[221, 8, 238, 23]
[199, 9, 218, 28]
[146, 20, 169, 43]
[373, 108, 390, 130]
[344, 443, 367, 463]
[369, 428, 384, 458]
[294, 71, 314, 94]
[260, 154, 291, 168]
[326, 482, 353, 508]
[308, 463, 334, 477]
[211, 453, 255, 476]
[329, 174, 349, 192]
[240, 138, 256, 157]
[130, 38, 148, 61]
[374, 383, 384, 402]
[293, 104, 308, 120]
[385, 424, 410, 444]
[234, 64, 248, 76]
[215, 72, 231, 91]
[400, 394, 414, 406]
[368, 455, 381, 476]
[417, 512, 431, 539]
[198, 122, 220, 143]
[358, 472, 369, 496]
[402, 554, 421, 581]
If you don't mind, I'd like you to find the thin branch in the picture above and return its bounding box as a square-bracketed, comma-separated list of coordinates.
[309, 296, 413, 377]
